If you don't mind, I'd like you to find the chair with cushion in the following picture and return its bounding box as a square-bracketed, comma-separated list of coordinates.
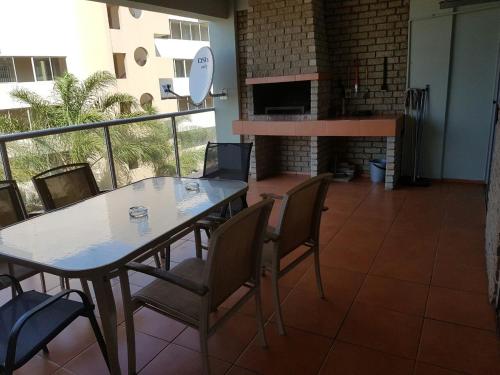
[120, 198, 274, 375]
[0, 180, 47, 295]
[31, 163, 101, 211]
[192, 142, 253, 257]
[0, 274, 108, 375]
[261, 173, 332, 335]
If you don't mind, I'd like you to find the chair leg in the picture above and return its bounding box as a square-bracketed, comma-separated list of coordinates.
[40, 273, 47, 293]
[164, 244, 171, 270]
[255, 286, 268, 348]
[89, 311, 110, 372]
[153, 253, 161, 268]
[271, 267, 286, 336]
[199, 326, 210, 375]
[81, 279, 92, 300]
[313, 246, 325, 299]
[194, 227, 203, 259]
[59, 277, 66, 290]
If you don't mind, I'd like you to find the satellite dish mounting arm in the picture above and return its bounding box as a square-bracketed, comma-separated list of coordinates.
[162, 84, 187, 99]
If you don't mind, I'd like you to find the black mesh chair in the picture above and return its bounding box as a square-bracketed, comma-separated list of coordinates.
[32, 163, 101, 211]
[0, 181, 47, 295]
[193, 142, 253, 258]
[0, 274, 108, 375]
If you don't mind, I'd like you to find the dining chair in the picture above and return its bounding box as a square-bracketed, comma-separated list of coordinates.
[192, 142, 253, 258]
[261, 173, 332, 335]
[0, 274, 108, 375]
[0, 180, 47, 296]
[31, 163, 101, 211]
[120, 198, 274, 375]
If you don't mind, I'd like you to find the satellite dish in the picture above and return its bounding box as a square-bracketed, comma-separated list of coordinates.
[189, 46, 214, 105]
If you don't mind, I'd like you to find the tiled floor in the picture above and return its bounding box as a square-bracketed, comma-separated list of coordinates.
[3, 175, 499, 374]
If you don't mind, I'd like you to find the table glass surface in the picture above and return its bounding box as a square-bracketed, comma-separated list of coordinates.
[0, 177, 247, 273]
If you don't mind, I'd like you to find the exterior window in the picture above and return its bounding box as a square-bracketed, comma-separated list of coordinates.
[0, 57, 15, 83]
[170, 20, 181, 39]
[177, 97, 189, 111]
[174, 59, 192, 78]
[134, 47, 148, 66]
[181, 23, 191, 40]
[200, 23, 209, 41]
[191, 24, 201, 41]
[174, 59, 185, 78]
[205, 96, 214, 108]
[51, 57, 67, 78]
[14, 57, 34, 82]
[107, 5, 120, 29]
[140, 93, 153, 110]
[33, 57, 53, 81]
[129, 8, 142, 19]
[113, 53, 126, 79]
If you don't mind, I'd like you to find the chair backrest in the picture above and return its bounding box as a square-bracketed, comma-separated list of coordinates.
[275, 173, 332, 258]
[0, 180, 27, 228]
[204, 198, 273, 310]
[202, 142, 253, 182]
[32, 163, 100, 210]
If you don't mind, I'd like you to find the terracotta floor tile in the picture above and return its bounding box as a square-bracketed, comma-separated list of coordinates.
[419, 319, 500, 375]
[173, 312, 258, 363]
[236, 323, 332, 375]
[140, 343, 231, 375]
[432, 261, 488, 294]
[321, 242, 379, 274]
[414, 362, 465, 375]
[14, 355, 60, 375]
[43, 317, 98, 366]
[319, 341, 414, 375]
[370, 244, 435, 284]
[65, 324, 168, 374]
[426, 287, 496, 331]
[276, 287, 351, 337]
[133, 307, 186, 342]
[338, 302, 423, 359]
[356, 275, 429, 316]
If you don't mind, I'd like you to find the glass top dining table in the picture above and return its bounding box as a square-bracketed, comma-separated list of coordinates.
[0, 176, 248, 375]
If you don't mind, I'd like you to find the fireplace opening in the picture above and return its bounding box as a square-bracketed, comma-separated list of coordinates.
[253, 81, 311, 115]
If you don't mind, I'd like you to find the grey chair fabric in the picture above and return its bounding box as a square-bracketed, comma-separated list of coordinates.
[261, 173, 332, 335]
[121, 198, 274, 375]
[0, 180, 45, 295]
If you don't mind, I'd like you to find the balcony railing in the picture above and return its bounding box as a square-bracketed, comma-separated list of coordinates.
[0, 107, 216, 209]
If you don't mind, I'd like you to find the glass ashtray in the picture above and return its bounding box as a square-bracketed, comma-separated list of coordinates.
[184, 181, 200, 192]
[129, 206, 148, 218]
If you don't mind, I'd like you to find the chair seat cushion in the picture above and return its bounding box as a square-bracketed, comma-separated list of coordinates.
[0, 291, 84, 368]
[0, 263, 38, 287]
[133, 258, 206, 326]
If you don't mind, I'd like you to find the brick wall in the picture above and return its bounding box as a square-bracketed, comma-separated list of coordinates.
[237, 10, 249, 120]
[280, 136, 311, 173]
[326, 0, 409, 173]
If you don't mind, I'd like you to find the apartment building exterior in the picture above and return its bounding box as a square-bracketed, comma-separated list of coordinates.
[0, 0, 212, 121]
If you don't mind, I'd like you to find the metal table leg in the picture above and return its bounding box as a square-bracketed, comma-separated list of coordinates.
[92, 275, 120, 375]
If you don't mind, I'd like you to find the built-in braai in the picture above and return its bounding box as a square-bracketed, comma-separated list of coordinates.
[253, 81, 311, 116]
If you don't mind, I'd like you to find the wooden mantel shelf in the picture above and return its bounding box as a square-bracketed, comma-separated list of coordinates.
[233, 116, 403, 137]
[245, 72, 332, 85]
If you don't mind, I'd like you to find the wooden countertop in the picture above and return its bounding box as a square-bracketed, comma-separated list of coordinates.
[232, 116, 403, 137]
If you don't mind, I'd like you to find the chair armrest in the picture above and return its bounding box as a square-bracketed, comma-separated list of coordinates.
[126, 262, 209, 296]
[6, 289, 92, 366]
[260, 193, 284, 200]
[0, 274, 23, 294]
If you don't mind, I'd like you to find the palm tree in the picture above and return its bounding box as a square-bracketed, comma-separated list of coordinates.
[0, 71, 176, 205]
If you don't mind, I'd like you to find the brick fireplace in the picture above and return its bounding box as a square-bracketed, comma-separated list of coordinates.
[236, 0, 408, 189]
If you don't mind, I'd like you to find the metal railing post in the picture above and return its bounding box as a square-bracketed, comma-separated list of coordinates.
[171, 116, 182, 177]
[0, 142, 13, 180]
[103, 126, 118, 189]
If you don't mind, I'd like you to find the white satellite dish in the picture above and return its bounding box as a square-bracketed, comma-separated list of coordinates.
[189, 46, 214, 105]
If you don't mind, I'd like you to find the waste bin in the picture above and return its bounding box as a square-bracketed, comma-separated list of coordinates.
[369, 159, 386, 183]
